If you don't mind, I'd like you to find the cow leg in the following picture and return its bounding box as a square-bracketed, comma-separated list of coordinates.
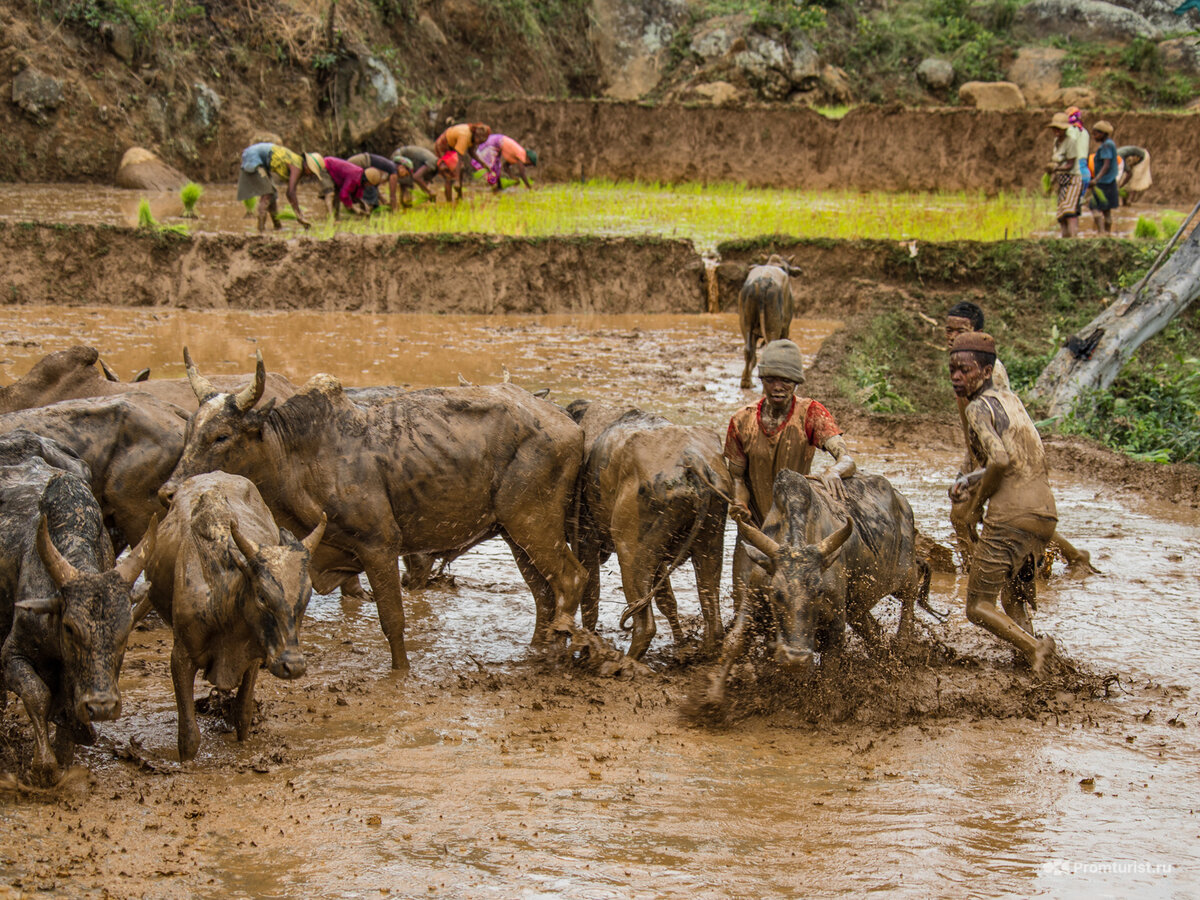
[575, 536, 602, 633]
[361, 551, 409, 670]
[740, 334, 758, 389]
[6, 657, 58, 785]
[845, 601, 883, 651]
[502, 535, 558, 644]
[618, 547, 659, 660]
[692, 525, 725, 653]
[653, 563, 685, 645]
[340, 575, 373, 604]
[502, 512, 586, 639]
[233, 665, 260, 742]
[51, 723, 76, 770]
[170, 642, 202, 762]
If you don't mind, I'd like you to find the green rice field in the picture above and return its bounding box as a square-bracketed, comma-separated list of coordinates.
[310, 178, 1054, 250]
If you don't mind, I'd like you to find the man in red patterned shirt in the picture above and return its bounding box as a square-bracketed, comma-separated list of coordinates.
[724, 340, 856, 607]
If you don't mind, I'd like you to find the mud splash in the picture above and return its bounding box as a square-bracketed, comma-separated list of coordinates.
[0, 309, 1196, 898]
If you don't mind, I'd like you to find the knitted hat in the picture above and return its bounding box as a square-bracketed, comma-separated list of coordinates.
[950, 331, 996, 355]
[758, 339, 805, 383]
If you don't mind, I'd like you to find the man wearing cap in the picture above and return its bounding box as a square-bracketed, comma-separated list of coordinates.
[346, 152, 401, 212]
[949, 331, 1058, 677]
[724, 339, 856, 606]
[392, 146, 439, 207]
[1088, 120, 1120, 234]
[1045, 111, 1088, 238]
[237, 142, 332, 233]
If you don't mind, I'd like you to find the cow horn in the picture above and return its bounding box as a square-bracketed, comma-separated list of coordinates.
[300, 513, 327, 556]
[817, 518, 854, 568]
[36, 515, 82, 588]
[99, 358, 120, 382]
[230, 519, 261, 562]
[183, 347, 218, 403]
[734, 517, 780, 559]
[234, 350, 266, 412]
[116, 514, 158, 585]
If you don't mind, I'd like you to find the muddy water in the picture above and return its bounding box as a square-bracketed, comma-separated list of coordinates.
[1, 309, 1197, 898]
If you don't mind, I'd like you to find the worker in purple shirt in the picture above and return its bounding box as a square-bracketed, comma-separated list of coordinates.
[322, 157, 379, 221]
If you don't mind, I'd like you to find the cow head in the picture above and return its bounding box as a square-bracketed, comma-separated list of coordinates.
[19, 514, 157, 724]
[159, 348, 272, 504]
[765, 254, 803, 277]
[226, 513, 326, 680]
[735, 512, 853, 671]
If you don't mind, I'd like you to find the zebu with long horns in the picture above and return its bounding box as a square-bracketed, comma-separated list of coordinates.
[160, 350, 588, 671]
[738, 254, 801, 389]
[696, 469, 931, 713]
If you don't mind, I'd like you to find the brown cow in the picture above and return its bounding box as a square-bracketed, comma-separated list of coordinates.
[739, 255, 801, 389]
[567, 400, 730, 659]
[0, 345, 295, 415]
[143, 472, 325, 761]
[159, 351, 587, 671]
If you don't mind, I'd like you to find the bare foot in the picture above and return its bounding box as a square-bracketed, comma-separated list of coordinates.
[1066, 549, 1099, 575]
[1030, 635, 1057, 679]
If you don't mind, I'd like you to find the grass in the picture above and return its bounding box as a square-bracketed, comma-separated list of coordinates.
[308, 179, 1052, 251]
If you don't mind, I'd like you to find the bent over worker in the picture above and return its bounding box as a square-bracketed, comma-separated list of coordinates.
[948, 331, 1058, 678]
[724, 339, 855, 609]
[237, 143, 332, 233]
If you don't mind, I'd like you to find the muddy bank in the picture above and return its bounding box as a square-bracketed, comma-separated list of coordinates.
[0, 225, 701, 314]
[444, 100, 1200, 205]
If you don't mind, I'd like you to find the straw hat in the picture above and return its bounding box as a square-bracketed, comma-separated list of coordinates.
[363, 166, 384, 186]
[1048, 112, 1070, 130]
[1093, 120, 1114, 135]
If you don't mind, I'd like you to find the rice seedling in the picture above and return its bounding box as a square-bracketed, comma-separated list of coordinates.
[242, 197, 257, 213]
[1134, 216, 1160, 239]
[180, 182, 203, 217]
[137, 198, 156, 229]
[306, 179, 1051, 250]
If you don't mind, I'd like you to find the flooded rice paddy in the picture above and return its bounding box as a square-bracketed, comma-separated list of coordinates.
[0, 181, 1173, 249]
[0, 308, 1197, 898]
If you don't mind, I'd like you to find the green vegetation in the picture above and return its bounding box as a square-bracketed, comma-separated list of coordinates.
[45, 0, 203, 50]
[310, 180, 1051, 250]
[180, 182, 202, 218]
[1134, 216, 1161, 240]
[837, 311, 918, 414]
[136, 198, 155, 229]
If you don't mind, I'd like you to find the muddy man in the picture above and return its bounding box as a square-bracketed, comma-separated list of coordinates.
[945, 302, 1094, 574]
[949, 331, 1058, 677]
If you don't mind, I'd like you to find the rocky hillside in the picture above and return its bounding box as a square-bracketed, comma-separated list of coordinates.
[1, 0, 1198, 183]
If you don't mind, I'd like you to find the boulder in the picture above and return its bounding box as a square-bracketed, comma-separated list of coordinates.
[688, 80, 743, 106]
[1159, 37, 1200, 75]
[733, 32, 792, 99]
[690, 15, 751, 63]
[1016, 0, 1159, 42]
[332, 50, 399, 144]
[416, 13, 448, 46]
[115, 147, 190, 191]
[917, 57, 955, 91]
[1049, 86, 1096, 107]
[789, 35, 821, 90]
[191, 81, 221, 137]
[819, 65, 853, 104]
[11, 67, 63, 122]
[958, 80, 1026, 110]
[593, 0, 689, 100]
[1006, 46, 1066, 107]
[99, 21, 136, 65]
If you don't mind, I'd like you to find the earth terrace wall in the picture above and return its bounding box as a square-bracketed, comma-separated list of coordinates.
[0, 225, 704, 314]
[440, 99, 1200, 205]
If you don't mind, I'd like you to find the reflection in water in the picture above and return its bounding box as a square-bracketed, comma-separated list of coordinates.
[0, 307, 1195, 897]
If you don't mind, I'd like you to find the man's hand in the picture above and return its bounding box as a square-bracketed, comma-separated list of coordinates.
[729, 504, 751, 524]
[949, 474, 971, 503]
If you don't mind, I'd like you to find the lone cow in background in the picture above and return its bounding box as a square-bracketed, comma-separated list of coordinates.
[0, 461, 157, 785]
[160, 350, 587, 671]
[143, 472, 325, 762]
[697, 469, 931, 713]
[739, 255, 802, 389]
[567, 401, 730, 659]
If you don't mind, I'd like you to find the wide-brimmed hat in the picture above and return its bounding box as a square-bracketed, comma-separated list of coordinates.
[1093, 119, 1114, 135]
[363, 166, 384, 186]
[304, 152, 335, 193]
[1047, 112, 1070, 130]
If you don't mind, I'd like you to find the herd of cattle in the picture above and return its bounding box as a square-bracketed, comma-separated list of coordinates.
[0, 339, 931, 787]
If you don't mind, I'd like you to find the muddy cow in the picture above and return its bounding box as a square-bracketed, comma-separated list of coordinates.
[0, 394, 189, 551]
[0, 345, 295, 415]
[0, 430, 91, 481]
[159, 351, 587, 671]
[0, 461, 156, 785]
[144, 473, 325, 762]
[567, 400, 730, 659]
[699, 469, 930, 711]
[738, 255, 801, 389]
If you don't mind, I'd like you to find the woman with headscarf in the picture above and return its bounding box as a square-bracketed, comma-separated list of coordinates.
[237, 143, 333, 233]
[1045, 111, 1088, 238]
[472, 134, 539, 191]
[1117, 145, 1153, 204]
[1066, 107, 1091, 194]
[391, 146, 439, 207]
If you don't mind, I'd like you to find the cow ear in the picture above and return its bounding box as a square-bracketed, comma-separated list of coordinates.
[743, 543, 776, 575]
[17, 596, 63, 616]
[226, 539, 254, 579]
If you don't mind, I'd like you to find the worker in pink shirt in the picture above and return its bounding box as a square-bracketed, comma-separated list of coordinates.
[323, 157, 381, 220]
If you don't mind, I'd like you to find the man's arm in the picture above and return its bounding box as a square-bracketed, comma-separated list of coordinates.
[960, 401, 1011, 519]
[284, 164, 310, 228]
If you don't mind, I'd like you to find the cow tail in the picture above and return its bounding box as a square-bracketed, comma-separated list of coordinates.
[617, 455, 711, 632]
[914, 557, 948, 621]
[758, 297, 770, 346]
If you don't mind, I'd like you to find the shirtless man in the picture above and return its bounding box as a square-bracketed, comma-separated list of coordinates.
[946, 302, 1093, 573]
[949, 332, 1058, 677]
[724, 339, 856, 609]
